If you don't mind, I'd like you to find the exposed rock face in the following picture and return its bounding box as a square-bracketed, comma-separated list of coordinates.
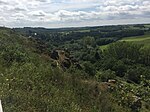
[51, 60, 59, 67]
[62, 58, 71, 68]
[50, 49, 82, 70]
[50, 50, 59, 60]
[50, 50, 72, 69]
[99, 80, 116, 92]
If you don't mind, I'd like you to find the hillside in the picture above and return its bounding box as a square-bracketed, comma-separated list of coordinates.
[0, 28, 127, 112]
[0, 24, 150, 112]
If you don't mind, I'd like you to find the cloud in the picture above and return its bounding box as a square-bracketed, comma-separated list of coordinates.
[0, 0, 8, 5]
[0, 16, 6, 21]
[29, 10, 47, 17]
[0, 0, 150, 27]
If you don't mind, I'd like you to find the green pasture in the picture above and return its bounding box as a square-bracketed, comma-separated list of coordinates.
[120, 35, 150, 46]
[100, 34, 150, 50]
[120, 35, 150, 42]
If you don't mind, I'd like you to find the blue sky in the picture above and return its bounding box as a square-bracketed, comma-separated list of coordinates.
[0, 0, 150, 28]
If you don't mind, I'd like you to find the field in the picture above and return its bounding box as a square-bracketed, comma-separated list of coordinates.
[144, 24, 150, 28]
[120, 35, 150, 42]
[100, 34, 150, 50]
[120, 34, 150, 46]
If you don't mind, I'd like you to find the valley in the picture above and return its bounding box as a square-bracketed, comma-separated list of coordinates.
[0, 24, 150, 112]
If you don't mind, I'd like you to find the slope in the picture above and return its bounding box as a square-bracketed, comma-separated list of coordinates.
[0, 27, 128, 112]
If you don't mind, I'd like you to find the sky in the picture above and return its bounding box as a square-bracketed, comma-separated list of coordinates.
[0, 0, 150, 28]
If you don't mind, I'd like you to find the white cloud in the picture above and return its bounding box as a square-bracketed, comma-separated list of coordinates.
[0, 0, 150, 27]
[28, 10, 47, 17]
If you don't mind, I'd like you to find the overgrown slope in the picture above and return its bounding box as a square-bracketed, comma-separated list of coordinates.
[0, 28, 129, 112]
[0, 25, 150, 112]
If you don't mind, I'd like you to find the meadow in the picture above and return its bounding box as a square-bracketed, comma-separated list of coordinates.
[100, 34, 150, 50]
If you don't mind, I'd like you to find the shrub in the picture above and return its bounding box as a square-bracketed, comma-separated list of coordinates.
[96, 69, 116, 82]
[83, 61, 96, 76]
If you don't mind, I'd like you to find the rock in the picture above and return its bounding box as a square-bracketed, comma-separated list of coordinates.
[51, 60, 59, 67]
[130, 96, 142, 112]
[108, 79, 116, 84]
[99, 82, 110, 91]
[107, 79, 116, 90]
[50, 50, 72, 68]
[62, 58, 71, 68]
[50, 50, 59, 60]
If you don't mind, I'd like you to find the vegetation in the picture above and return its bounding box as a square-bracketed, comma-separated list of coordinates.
[0, 24, 150, 111]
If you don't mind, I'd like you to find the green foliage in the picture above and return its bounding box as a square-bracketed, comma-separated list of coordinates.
[83, 36, 96, 47]
[1, 24, 150, 112]
[104, 42, 142, 61]
[83, 61, 96, 76]
[126, 68, 141, 84]
[96, 70, 116, 82]
[102, 41, 149, 82]
[0, 28, 130, 112]
[102, 57, 117, 70]
[1, 45, 28, 66]
[112, 60, 127, 77]
[139, 46, 150, 66]
[96, 38, 115, 46]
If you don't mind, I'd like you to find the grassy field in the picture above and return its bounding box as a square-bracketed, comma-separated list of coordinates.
[120, 34, 150, 47]
[120, 35, 150, 42]
[144, 24, 150, 28]
[100, 34, 150, 50]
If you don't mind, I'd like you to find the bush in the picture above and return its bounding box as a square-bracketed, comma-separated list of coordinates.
[112, 60, 127, 77]
[96, 69, 116, 82]
[83, 61, 96, 76]
[1, 45, 28, 66]
[126, 68, 141, 84]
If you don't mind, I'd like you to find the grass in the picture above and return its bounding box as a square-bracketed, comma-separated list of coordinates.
[99, 34, 150, 50]
[120, 35, 150, 47]
[120, 35, 150, 42]
[75, 30, 90, 33]
[144, 24, 150, 28]
[99, 45, 109, 50]
[0, 28, 129, 112]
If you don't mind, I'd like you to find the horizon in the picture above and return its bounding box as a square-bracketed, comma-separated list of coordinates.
[0, 0, 150, 28]
[1, 22, 150, 29]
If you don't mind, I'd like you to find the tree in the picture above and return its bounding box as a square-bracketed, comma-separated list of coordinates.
[83, 36, 96, 47]
[126, 68, 141, 84]
[112, 60, 127, 77]
[83, 61, 96, 76]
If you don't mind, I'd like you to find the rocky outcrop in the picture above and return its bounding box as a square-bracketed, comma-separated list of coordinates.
[62, 58, 71, 68]
[50, 50, 59, 60]
[50, 49, 78, 69]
